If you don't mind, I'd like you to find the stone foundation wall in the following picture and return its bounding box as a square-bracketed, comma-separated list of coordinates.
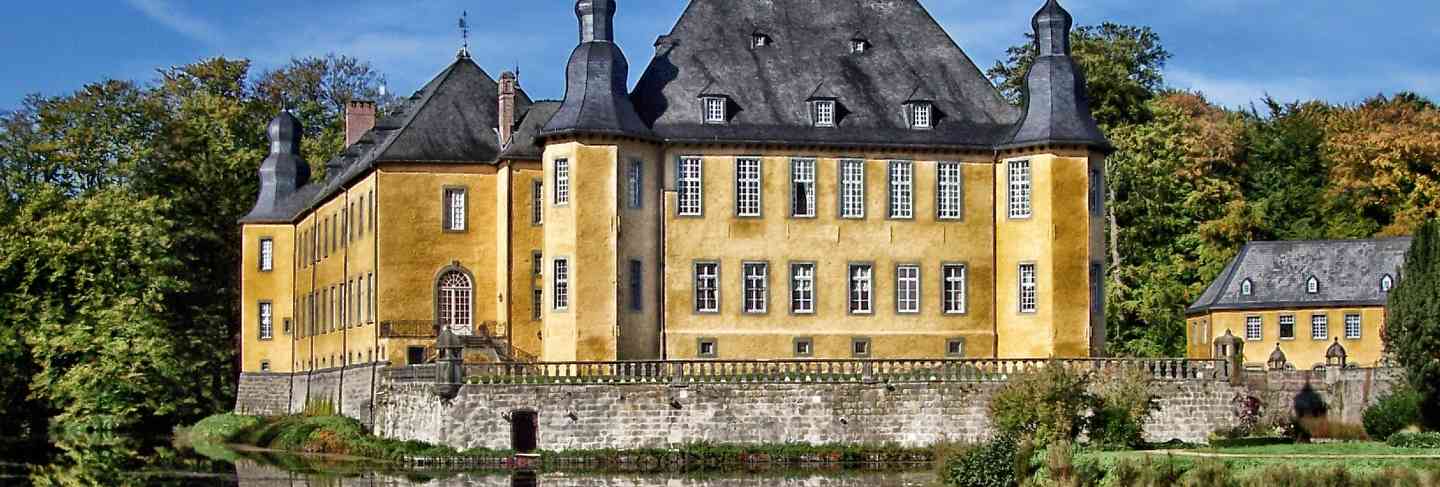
[240, 362, 385, 426]
[234, 372, 291, 416]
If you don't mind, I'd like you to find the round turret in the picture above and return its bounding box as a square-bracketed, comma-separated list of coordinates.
[267, 111, 302, 155]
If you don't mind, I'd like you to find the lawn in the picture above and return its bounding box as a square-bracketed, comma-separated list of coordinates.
[1074, 442, 1440, 479]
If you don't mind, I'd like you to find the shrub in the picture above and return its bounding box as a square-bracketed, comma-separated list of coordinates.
[183, 413, 261, 444]
[943, 434, 1019, 487]
[302, 399, 335, 417]
[1363, 388, 1422, 441]
[1388, 431, 1440, 448]
[989, 362, 1096, 445]
[1089, 366, 1158, 449]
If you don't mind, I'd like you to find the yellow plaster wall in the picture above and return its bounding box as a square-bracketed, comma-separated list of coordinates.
[241, 225, 295, 372]
[505, 161, 545, 359]
[614, 141, 664, 360]
[541, 141, 620, 362]
[1189, 308, 1387, 368]
[661, 148, 998, 360]
[290, 173, 382, 372]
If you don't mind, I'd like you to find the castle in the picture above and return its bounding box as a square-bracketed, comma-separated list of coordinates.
[238, 0, 1110, 375]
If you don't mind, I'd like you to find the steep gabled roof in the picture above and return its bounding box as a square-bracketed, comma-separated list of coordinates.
[1186, 238, 1412, 315]
[500, 101, 561, 160]
[630, 0, 1020, 150]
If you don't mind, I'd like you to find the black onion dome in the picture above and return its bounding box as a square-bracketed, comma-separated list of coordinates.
[542, 0, 653, 139]
[1005, 0, 1109, 152]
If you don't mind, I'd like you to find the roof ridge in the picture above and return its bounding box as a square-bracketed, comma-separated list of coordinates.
[375, 58, 493, 161]
[1245, 237, 1413, 245]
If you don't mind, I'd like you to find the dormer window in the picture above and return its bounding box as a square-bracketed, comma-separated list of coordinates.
[1240, 279, 1253, 296]
[702, 96, 727, 124]
[812, 99, 836, 127]
[1306, 276, 1320, 294]
[906, 102, 933, 129]
[1381, 274, 1394, 293]
[850, 38, 870, 53]
[751, 33, 772, 49]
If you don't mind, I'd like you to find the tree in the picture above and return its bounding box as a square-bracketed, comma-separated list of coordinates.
[1384, 219, 1440, 429]
[253, 54, 397, 178]
[1323, 93, 1440, 236]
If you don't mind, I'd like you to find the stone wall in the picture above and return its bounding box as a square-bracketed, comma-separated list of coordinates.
[1239, 366, 1401, 425]
[234, 372, 291, 416]
[239, 362, 385, 426]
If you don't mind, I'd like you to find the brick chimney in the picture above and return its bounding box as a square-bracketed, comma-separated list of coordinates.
[498, 71, 517, 148]
[344, 100, 376, 147]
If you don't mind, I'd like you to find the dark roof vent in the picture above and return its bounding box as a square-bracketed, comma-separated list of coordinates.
[850, 38, 871, 53]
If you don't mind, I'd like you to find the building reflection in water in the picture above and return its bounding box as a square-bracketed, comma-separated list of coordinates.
[235, 459, 934, 486]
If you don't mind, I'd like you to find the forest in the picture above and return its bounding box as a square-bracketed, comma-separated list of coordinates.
[0, 24, 1437, 464]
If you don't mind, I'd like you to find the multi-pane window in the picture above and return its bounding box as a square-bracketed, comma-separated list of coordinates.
[678, 157, 704, 216]
[1311, 314, 1329, 340]
[368, 272, 375, 322]
[437, 271, 473, 334]
[532, 251, 543, 277]
[531, 180, 543, 225]
[358, 196, 365, 237]
[943, 264, 967, 314]
[910, 102, 932, 129]
[814, 100, 835, 127]
[629, 260, 643, 311]
[1306, 276, 1320, 294]
[694, 262, 719, 313]
[791, 158, 816, 217]
[1345, 313, 1361, 339]
[1279, 315, 1296, 340]
[553, 159, 570, 206]
[1019, 263, 1038, 313]
[444, 188, 466, 231]
[703, 97, 727, 123]
[742, 262, 768, 313]
[1245, 316, 1262, 341]
[553, 259, 570, 310]
[531, 289, 543, 320]
[896, 265, 920, 313]
[258, 302, 273, 340]
[338, 283, 347, 329]
[259, 238, 274, 271]
[628, 159, 644, 209]
[840, 160, 865, 219]
[937, 162, 963, 220]
[1008, 160, 1032, 219]
[791, 263, 815, 314]
[888, 161, 913, 218]
[848, 264, 873, 314]
[1240, 279, 1253, 296]
[736, 158, 762, 217]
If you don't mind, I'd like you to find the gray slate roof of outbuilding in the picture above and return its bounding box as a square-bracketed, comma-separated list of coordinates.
[629, 0, 1021, 150]
[1186, 238, 1412, 315]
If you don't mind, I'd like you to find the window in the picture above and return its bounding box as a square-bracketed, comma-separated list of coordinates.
[1245, 316, 1262, 341]
[790, 262, 815, 314]
[531, 179, 543, 225]
[1279, 315, 1296, 340]
[814, 100, 835, 127]
[259, 238, 274, 271]
[358, 275, 366, 324]
[629, 259, 643, 312]
[742, 262, 768, 314]
[627, 159, 644, 209]
[338, 283, 346, 329]
[791, 158, 816, 217]
[840, 160, 865, 219]
[1240, 279, 1253, 297]
[694, 262, 719, 313]
[1381, 274, 1394, 293]
[703, 97, 727, 124]
[532, 251, 543, 277]
[736, 158, 762, 217]
[531, 288, 543, 320]
[369, 189, 376, 232]
[341, 208, 348, 247]
[850, 39, 869, 53]
[678, 157, 703, 216]
[848, 264, 873, 314]
[358, 196, 365, 237]
[442, 187, 466, 231]
[908, 102, 932, 129]
[1345, 313, 1361, 340]
[553, 259, 570, 310]
[946, 338, 965, 358]
[794, 337, 814, 357]
[896, 265, 920, 314]
[259, 360, 271, 372]
[368, 272, 375, 322]
[258, 302, 274, 340]
[697, 338, 718, 358]
[406, 346, 426, 365]
[1019, 263, 1038, 313]
[437, 270, 473, 334]
[889, 161, 913, 219]
[553, 159, 570, 206]
[937, 162, 963, 220]
[1306, 276, 1320, 294]
[750, 33, 771, 48]
[1311, 314, 1328, 341]
[943, 264, 967, 314]
[851, 337, 871, 358]
[1007, 160, 1032, 219]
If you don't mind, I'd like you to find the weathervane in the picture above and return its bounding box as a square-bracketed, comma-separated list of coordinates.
[457, 11, 471, 58]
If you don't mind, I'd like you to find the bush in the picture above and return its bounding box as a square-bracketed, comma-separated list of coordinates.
[1363, 388, 1422, 441]
[302, 399, 335, 417]
[989, 362, 1096, 445]
[943, 434, 1019, 487]
[1089, 366, 1158, 449]
[1387, 431, 1440, 449]
[183, 413, 261, 444]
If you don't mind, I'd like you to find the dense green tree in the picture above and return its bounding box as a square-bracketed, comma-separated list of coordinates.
[1384, 220, 1440, 429]
[253, 54, 396, 177]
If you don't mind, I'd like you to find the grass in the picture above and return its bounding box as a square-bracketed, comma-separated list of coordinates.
[1069, 441, 1440, 482]
[1192, 441, 1440, 457]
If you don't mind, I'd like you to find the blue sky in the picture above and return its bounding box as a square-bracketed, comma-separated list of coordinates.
[1, 0, 1437, 111]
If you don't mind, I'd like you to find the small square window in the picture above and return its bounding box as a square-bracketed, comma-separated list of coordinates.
[1279, 315, 1296, 340]
[946, 338, 965, 358]
[814, 100, 835, 127]
[697, 338, 718, 358]
[406, 346, 426, 365]
[1344, 313, 1361, 340]
[851, 337, 872, 358]
[703, 97, 727, 124]
[259, 360, 271, 372]
[908, 102, 932, 129]
[794, 337, 814, 358]
[751, 33, 771, 49]
[1245, 316, 1262, 341]
[850, 39, 869, 53]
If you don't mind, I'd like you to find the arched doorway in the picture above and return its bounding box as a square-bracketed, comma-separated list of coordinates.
[510, 409, 538, 453]
[436, 269, 473, 335]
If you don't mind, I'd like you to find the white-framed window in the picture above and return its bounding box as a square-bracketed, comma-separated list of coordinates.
[1381, 274, 1394, 293]
[531, 288, 543, 320]
[1008, 160, 1032, 219]
[553, 259, 570, 310]
[358, 275, 366, 324]
[1245, 316, 1262, 341]
[627, 159, 644, 209]
[947, 338, 965, 358]
[437, 271, 473, 334]
[791, 158, 816, 217]
[553, 158, 570, 206]
[751, 33, 771, 49]
[814, 100, 835, 127]
[909, 102, 932, 129]
[1279, 315, 1296, 340]
[1240, 279, 1253, 296]
[889, 160, 913, 219]
[260, 360, 271, 372]
[1019, 263, 1038, 313]
[531, 179, 543, 225]
[694, 262, 719, 313]
[259, 238, 274, 271]
[1345, 313, 1361, 339]
[736, 157, 762, 217]
[358, 195, 365, 237]
[851, 337, 871, 357]
[790, 262, 815, 314]
[678, 157, 704, 216]
[703, 96, 727, 124]
[629, 259, 643, 312]
[937, 162, 963, 220]
[1311, 314, 1328, 340]
[850, 39, 869, 53]
[1306, 276, 1320, 294]
[258, 302, 273, 340]
[943, 264, 967, 314]
[848, 264, 873, 314]
[896, 265, 920, 314]
[367, 271, 375, 322]
[443, 187, 467, 231]
[840, 160, 865, 219]
[742, 262, 768, 314]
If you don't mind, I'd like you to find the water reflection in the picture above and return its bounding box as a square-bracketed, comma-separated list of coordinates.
[236, 460, 936, 487]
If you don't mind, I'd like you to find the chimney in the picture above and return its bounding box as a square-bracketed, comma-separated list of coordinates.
[344, 100, 377, 147]
[498, 72, 518, 148]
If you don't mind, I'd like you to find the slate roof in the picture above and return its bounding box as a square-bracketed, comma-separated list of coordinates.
[629, 0, 1022, 150]
[501, 101, 561, 160]
[541, 0, 654, 139]
[1186, 238, 1412, 315]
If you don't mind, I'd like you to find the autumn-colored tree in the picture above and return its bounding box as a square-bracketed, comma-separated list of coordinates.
[1323, 93, 1440, 236]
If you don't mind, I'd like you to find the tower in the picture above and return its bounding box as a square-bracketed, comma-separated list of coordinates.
[994, 0, 1110, 358]
[538, 0, 661, 361]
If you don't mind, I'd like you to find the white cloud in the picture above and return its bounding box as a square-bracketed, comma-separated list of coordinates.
[1167, 67, 1325, 109]
[123, 0, 224, 45]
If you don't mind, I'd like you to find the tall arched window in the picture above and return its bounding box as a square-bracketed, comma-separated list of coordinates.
[437, 270, 473, 335]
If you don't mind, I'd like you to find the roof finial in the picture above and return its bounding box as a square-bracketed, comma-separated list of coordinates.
[1032, 0, 1073, 57]
[576, 0, 617, 43]
[457, 11, 471, 59]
